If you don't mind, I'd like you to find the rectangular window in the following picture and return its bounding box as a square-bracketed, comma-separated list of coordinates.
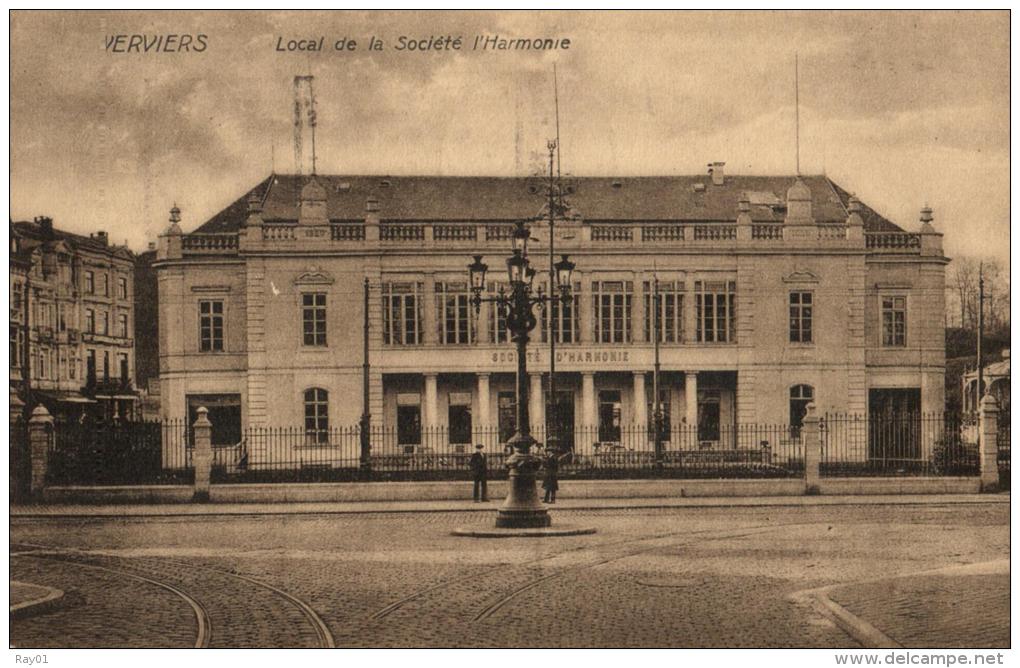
[103, 351, 110, 380]
[302, 293, 327, 346]
[789, 291, 813, 343]
[436, 282, 473, 345]
[304, 388, 329, 445]
[86, 349, 96, 381]
[695, 280, 736, 343]
[199, 300, 224, 352]
[382, 282, 423, 346]
[117, 353, 129, 381]
[644, 280, 684, 344]
[881, 296, 906, 347]
[118, 277, 128, 300]
[117, 313, 129, 338]
[85, 309, 95, 334]
[488, 282, 511, 344]
[84, 271, 94, 295]
[497, 391, 517, 443]
[541, 282, 581, 344]
[58, 304, 66, 332]
[100, 311, 109, 335]
[593, 281, 632, 344]
[101, 273, 109, 297]
[69, 351, 77, 380]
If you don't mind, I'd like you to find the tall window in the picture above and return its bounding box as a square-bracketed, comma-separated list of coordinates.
[695, 280, 736, 343]
[382, 282, 423, 346]
[645, 280, 684, 343]
[84, 271, 94, 294]
[101, 273, 109, 297]
[118, 353, 129, 381]
[85, 309, 95, 334]
[199, 300, 224, 352]
[117, 313, 129, 338]
[397, 395, 422, 446]
[789, 291, 813, 343]
[69, 351, 78, 379]
[302, 293, 327, 346]
[118, 276, 128, 299]
[790, 385, 814, 438]
[436, 281, 473, 345]
[86, 349, 96, 382]
[541, 283, 580, 344]
[99, 311, 109, 335]
[593, 281, 632, 343]
[304, 388, 329, 444]
[881, 296, 906, 347]
[9, 325, 21, 369]
[103, 351, 110, 380]
[488, 282, 511, 344]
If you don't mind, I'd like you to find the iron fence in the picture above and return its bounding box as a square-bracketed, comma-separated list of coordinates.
[47, 417, 192, 486]
[210, 423, 804, 483]
[820, 412, 978, 477]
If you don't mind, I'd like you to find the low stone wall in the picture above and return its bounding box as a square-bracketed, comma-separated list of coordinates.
[39, 476, 981, 505]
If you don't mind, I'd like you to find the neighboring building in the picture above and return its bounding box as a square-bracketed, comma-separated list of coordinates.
[962, 349, 1010, 415]
[10, 217, 138, 420]
[134, 244, 162, 419]
[155, 167, 947, 461]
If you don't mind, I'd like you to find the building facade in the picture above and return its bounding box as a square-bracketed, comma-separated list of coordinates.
[155, 167, 947, 459]
[10, 217, 138, 419]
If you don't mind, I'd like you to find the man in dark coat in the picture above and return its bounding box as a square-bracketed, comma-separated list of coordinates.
[469, 444, 488, 502]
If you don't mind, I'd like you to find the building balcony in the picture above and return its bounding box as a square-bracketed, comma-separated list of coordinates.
[170, 222, 938, 259]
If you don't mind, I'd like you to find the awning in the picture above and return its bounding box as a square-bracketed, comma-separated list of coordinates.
[94, 394, 139, 400]
[36, 390, 96, 404]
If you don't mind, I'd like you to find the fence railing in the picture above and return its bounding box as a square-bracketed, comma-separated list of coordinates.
[820, 412, 978, 477]
[43, 412, 1000, 486]
[206, 423, 804, 483]
[47, 418, 192, 486]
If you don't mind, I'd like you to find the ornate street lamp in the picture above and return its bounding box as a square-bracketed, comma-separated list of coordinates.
[469, 219, 575, 529]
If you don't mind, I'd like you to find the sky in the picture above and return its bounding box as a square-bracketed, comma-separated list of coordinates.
[9, 10, 1010, 265]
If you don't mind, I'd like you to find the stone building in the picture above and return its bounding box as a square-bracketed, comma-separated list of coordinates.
[155, 166, 947, 460]
[10, 217, 138, 419]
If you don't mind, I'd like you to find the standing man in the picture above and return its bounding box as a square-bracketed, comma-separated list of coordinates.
[469, 444, 488, 502]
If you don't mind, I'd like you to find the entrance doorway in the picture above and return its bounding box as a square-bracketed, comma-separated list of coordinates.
[546, 390, 575, 451]
[868, 388, 921, 463]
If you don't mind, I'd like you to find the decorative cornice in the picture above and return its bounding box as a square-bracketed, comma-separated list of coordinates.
[293, 266, 335, 286]
[782, 269, 821, 284]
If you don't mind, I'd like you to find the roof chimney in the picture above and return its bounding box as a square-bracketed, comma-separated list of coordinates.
[95, 231, 109, 246]
[708, 162, 726, 186]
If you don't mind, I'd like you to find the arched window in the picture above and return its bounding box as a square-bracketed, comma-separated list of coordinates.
[304, 388, 329, 444]
[790, 385, 814, 437]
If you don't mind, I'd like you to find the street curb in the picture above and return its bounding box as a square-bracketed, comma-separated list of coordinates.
[9, 581, 66, 620]
[9, 494, 1009, 519]
[801, 590, 901, 648]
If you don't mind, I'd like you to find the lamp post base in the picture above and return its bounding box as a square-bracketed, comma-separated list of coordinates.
[495, 448, 551, 528]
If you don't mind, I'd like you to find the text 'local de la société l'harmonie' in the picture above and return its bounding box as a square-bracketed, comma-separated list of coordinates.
[275, 34, 572, 52]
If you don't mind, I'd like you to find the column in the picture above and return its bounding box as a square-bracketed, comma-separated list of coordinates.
[579, 273, 593, 344]
[192, 406, 212, 503]
[530, 373, 545, 439]
[632, 371, 647, 450]
[423, 373, 439, 429]
[685, 371, 698, 429]
[581, 371, 597, 437]
[476, 373, 492, 447]
[802, 403, 820, 493]
[979, 394, 1000, 492]
[28, 405, 53, 501]
[423, 273, 438, 345]
[633, 272, 646, 344]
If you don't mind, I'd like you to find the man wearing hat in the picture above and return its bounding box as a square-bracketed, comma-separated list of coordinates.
[469, 444, 488, 502]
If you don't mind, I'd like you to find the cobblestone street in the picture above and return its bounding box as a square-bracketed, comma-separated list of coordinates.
[9, 501, 1009, 648]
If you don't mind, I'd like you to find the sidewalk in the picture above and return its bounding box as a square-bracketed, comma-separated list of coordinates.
[824, 560, 1009, 648]
[10, 493, 1008, 518]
